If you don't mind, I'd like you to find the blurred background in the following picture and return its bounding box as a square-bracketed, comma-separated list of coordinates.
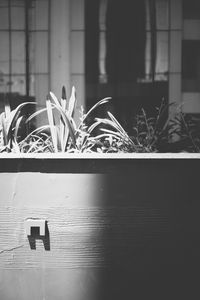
[0, 0, 200, 134]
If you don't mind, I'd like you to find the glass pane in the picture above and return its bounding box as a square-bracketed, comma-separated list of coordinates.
[29, 74, 48, 125]
[0, 32, 9, 75]
[99, 0, 107, 83]
[145, 32, 151, 80]
[11, 0, 24, 6]
[99, 31, 107, 83]
[29, 32, 48, 74]
[34, 74, 48, 104]
[29, 74, 35, 97]
[30, 0, 49, 30]
[145, 0, 151, 31]
[0, 75, 9, 94]
[156, 0, 169, 30]
[155, 31, 168, 80]
[0, 3, 8, 30]
[0, 0, 8, 6]
[11, 4, 25, 30]
[11, 32, 25, 74]
[11, 75, 25, 94]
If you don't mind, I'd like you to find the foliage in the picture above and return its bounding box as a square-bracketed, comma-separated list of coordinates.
[130, 100, 200, 153]
[0, 86, 200, 153]
[24, 86, 112, 153]
[0, 98, 34, 153]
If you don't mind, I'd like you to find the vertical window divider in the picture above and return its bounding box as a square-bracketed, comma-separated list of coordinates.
[149, 0, 157, 82]
[8, 0, 12, 93]
[48, 0, 51, 92]
[25, 0, 30, 98]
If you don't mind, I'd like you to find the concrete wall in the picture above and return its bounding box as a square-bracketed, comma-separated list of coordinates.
[0, 157, 200, 299]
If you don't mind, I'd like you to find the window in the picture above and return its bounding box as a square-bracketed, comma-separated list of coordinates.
[85, 0, 169, 132]
[0, 0, 26, 97]
[0, 0, 50, 111]
[29, 0, 50, 103]
[146, 0, 169, 82]
[85, 0, 169, 86]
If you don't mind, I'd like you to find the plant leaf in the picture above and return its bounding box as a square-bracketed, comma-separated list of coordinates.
[79, 97, 110, 128]
[7, 102, 35, 142]
[68, 86, 76, 118]
[46, 98, 58, 152]
[50, 91, 61, 107]
[26, 107, 47, 122]
[107, 111, 129, 137]
[51, 103, 76, 147]
[14, 115, 23, 141]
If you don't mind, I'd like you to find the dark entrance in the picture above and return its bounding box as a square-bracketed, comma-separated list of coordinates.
[85, 0, 169, 134]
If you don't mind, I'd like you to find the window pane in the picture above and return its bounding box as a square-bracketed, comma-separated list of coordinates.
[155, 31, 168, 80]
[11, 75, 25, 94]
[145, 32, 151, 80]
[11, 4, 25, 30]
[99, 0, 107, 83]
[29, 32, 48, 74]
[30, 0, 49, 30]
[156, 0, 169, 30]
[0, 32, 9, 75]
[0, 4, 8, 30]
[11, 32, 25, 74]
[0, 74, 9, 93]
[99, 31, 107, 83]
[34, 74, 48, 104]
[145, 0, 151, 30]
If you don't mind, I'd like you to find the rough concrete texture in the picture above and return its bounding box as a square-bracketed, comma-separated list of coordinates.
[0, 158, 200, 299]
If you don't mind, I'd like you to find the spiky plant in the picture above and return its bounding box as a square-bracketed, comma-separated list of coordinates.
[0, 98, 34, 152]
[25, 86, 111, 153]
[1, 86, 200, 153]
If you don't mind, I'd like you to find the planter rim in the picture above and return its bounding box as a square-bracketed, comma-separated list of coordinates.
[0, 153, 200, 159]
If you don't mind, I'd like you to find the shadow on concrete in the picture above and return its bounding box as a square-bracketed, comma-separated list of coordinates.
[28, 221, 50, 251]
[95, 160, 200, 300]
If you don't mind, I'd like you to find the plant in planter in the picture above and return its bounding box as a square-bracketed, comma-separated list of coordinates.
[0, 98, 35, 153]
[1, 89, 200, 299]
[24, 86, 113, 153]
[0, 86, 200, 153]
[0, 86, 142, 153]
[129, 100, 200, 153]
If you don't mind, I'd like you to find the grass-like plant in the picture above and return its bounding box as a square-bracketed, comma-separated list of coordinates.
[0, 86, 200, 153]
[130, 100, 200, 153]
[0, 98, 34, 152]
[22, 86, 111, 153]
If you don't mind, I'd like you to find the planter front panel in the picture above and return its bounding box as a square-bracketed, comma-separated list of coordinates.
[0, 158, 200, 300]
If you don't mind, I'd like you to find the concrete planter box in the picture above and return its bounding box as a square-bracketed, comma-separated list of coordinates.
[0, 153, 200, 300]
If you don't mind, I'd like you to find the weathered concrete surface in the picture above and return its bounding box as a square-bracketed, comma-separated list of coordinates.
[0, 157, 200, 299]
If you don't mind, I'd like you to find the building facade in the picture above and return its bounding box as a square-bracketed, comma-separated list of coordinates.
[0, 0, 199, 129]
